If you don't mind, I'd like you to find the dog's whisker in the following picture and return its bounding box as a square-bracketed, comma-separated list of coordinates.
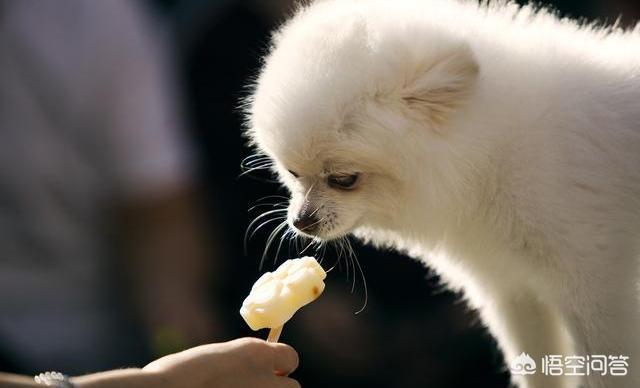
[286, 232, 294, 257]
[241, 153, 269, 162]
[250, 215, 287, 237]
[345, 237, 356, 258]
[238, 155, 276, 180]
[325, 239, 339, 271]
[240, 156, 271, 166]
[340, 236, 351, 283]
[336, 237, 346, 264]
[307, 204, 324, 218]
[242, 157, 271, 167]
[242, 161, 273, 170]
[326, 238, 344, 274]
[260, 220, 289, 271]
[296, 235, 303, 252]
[302, 181, 317, 203]
[245, 210, 287, 240]
[298, 215, 325, 232]
[239, 164, 274, 178]
[244, 209, 288, 253]
[326, 254, 341, 273]
[245, 216, 287, 254]
[346, 240, 358, 293]
[299, 238, 316, 255]
[274, 228, 293, 265]
[246, 161, 274, 169]
[352, 244, 368, 315]
[314, 240, 325, 264]
[247, 208, 287, 225]
[255, 195, 289, 202]
[241, 154, 271, 164]
[248, 202, 287, 212]
[343, 239, 356, 292]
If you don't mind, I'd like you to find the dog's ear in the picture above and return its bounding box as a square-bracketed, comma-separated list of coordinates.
[401, 44, 479, 127]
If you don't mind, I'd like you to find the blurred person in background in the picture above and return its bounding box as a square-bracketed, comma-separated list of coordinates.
[0, 0, 218, 375]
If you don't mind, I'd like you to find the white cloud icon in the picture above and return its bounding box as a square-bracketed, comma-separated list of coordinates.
[510, 352, 537, 375]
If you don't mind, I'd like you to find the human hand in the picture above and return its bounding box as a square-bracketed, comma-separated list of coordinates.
[143, 337, 300, 388]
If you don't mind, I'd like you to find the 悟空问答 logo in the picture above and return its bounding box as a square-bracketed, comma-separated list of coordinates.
[510, 352, 537, 375]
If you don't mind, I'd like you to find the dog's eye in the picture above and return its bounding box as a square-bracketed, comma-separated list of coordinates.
[288, 170, 299, 178]
[327, 173, 359, 190]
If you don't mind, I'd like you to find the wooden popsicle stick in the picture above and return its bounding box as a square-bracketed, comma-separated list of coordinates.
[267, 325, 283, 343]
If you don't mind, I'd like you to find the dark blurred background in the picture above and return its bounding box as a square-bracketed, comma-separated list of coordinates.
[0, 1, 637, 387]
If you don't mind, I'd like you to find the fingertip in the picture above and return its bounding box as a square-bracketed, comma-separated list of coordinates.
[271, 342, 299, 375]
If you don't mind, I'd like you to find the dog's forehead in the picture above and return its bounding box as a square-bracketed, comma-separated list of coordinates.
[248, 5, 377, 147]
[250, 65, 363, 153]
[268, 124, 339, 170]
[250, 82, 350, 171]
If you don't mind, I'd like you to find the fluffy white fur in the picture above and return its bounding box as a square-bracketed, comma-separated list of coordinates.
[246, 1, 640, 387]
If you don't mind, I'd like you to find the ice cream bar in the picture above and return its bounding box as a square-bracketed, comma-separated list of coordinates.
[240, 257, 326, 340]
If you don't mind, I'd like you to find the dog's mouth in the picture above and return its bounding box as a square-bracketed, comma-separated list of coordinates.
[292, 223, 354, 243]
[291, 203, 325, 236]
[290, 205, 360, 241]
[291, 221, 325, 239]
[290, 220, 331, 240]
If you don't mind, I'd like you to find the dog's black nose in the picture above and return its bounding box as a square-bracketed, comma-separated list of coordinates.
[293, 213, 319, 233]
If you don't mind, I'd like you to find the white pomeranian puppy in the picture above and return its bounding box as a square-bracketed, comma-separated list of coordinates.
[245, 1, 640, 387]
